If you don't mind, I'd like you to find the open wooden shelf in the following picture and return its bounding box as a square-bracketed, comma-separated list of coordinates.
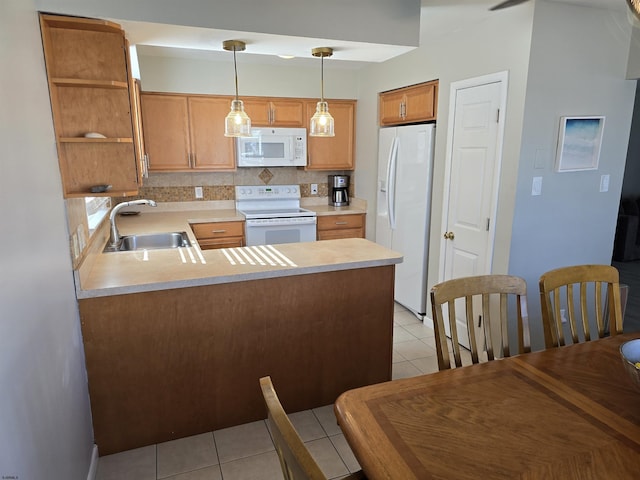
[40, 13, 141, 198]
[65, 189, 139, 199]
[52, 78, 128, 89]
[59, 137, 133, 143]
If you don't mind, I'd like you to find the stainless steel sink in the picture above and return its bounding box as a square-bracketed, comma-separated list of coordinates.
[104, 231, 192, 252]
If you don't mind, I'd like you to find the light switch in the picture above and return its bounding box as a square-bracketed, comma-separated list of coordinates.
[531, 176, 542, 196]
[600, 174, 610, 193]
[534, 149, 547, 169]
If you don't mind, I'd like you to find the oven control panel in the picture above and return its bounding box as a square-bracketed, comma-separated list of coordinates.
[235, 185, 300, 200]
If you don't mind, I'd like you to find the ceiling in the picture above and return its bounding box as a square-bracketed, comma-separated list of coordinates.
[115, 0, 629, 69]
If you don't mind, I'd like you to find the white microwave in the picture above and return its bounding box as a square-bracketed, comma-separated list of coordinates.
[236, 127, 307, 167]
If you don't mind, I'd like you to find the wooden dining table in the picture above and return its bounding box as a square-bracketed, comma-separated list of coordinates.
[334, 332, 640, 479]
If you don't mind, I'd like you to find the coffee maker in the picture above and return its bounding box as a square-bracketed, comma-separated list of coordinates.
[328, 175, 350, 207]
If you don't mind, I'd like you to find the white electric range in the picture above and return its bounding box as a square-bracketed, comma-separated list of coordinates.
[235, 185, 317, 246]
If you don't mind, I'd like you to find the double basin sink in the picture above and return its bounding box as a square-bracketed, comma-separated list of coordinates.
[104, 231, 191, 252]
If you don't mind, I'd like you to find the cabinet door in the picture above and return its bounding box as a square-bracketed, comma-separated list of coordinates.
[128, 69, 147, 182]
[141, 94, 191, 171]
[379, 81, 438, 126]
[191, 221, 245, 249]
[269, 99, 304, 127]
[317, 214, 365, 240]
[244, 98, 304, 127]
[242, 98, 271, 126]
[305, 100, 356, 170]
[379, 89, 406, 126]
[404, 82, 437, 123]
[188, 97, 236, 171]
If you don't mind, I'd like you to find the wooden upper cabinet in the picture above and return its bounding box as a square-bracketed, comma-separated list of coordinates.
[140, 94, 190, 170]
[39, 14, 140, 197]
[379, 80, 438, 126]
[305, 100, 356, 170]
[188, 97, 235, 170]
[140, 92, 356, 172]
[126, 39, 148, 183]
[140, 94, 235, 172]
[243, 98, 304, 127]
[379, 89, 406, 126]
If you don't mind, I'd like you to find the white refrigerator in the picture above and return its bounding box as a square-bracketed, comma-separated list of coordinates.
[376, 124, 435, 317]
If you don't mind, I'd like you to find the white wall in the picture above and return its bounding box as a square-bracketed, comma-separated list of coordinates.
[35, 0, 421, 47]
[354, 2, 534, 290]
[508, 1, 635, 347]
[139, 53, 358, 98]
[0, 1, 94, 478]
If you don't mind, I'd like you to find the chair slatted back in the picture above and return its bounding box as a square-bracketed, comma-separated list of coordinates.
[260, 376, 326, 480]
[538, 264, 623, 348]
[430, 275, 531, 370]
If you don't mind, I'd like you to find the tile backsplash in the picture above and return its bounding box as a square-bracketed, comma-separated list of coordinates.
[121, 167, 354, 203]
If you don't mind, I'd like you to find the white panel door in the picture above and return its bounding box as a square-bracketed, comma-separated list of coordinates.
[442, 79, 504, 347]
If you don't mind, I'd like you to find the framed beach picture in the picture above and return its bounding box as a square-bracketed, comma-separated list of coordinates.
[555, 116, 605, 172]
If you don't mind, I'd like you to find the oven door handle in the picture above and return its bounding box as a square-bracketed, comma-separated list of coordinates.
[246, 217, 317, 227]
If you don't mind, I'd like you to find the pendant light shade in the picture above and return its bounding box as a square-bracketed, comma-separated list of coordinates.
[628, 0, 640, 21]
[223, 40, 251, 137]
[310, 47, 335, 137]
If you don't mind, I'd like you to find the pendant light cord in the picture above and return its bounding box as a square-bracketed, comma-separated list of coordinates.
[320, 54, 325, 102]
[233, 47, 239, 102]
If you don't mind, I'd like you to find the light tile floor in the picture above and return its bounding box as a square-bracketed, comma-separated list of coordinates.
[95, 302, 459, 480]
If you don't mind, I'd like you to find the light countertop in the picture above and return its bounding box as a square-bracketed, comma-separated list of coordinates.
[76, 203, 399, 300]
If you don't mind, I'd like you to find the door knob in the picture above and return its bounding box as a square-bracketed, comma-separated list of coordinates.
[443, 231, 455, 240]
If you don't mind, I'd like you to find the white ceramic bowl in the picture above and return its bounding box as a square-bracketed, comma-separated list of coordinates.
[84, 132, 106, 138]
[620, 338, 640, 389]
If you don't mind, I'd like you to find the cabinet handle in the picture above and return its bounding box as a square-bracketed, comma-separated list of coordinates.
[212, 229, 227, 234]
[335, 221, 348, 225]
[399, 103, 403, 119]
[144, 154, 149, 178]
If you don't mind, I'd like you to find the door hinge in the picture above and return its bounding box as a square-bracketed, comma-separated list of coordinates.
[486, 218, 490, 231]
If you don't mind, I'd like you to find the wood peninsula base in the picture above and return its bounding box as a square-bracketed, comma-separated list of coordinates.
[79, 265, 395, 455]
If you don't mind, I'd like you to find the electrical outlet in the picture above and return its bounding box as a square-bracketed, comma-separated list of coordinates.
[195, 186, 203, 199]
[310, 183, 318, 195]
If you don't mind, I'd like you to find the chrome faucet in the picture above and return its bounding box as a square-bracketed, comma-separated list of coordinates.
[108, 199, 157, 248]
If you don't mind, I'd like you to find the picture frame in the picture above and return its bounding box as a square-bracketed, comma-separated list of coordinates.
[555, 116, 605, 172]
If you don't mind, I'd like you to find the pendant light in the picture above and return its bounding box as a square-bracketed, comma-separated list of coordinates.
[223, 40, 251, 137]
[628, 0, 640, 21]
[310, 47, 335, 137]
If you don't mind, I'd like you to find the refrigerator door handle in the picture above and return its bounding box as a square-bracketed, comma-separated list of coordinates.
[387, 136, 399, 230]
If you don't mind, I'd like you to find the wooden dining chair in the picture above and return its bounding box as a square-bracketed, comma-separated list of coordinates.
[259, 376, 366, 480]
[538, 264, 624, 348]
[430, 275, 531, 370]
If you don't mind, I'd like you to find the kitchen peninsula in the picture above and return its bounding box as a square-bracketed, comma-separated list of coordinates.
[75, 208, 401, 455]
